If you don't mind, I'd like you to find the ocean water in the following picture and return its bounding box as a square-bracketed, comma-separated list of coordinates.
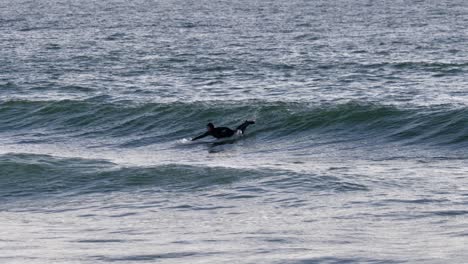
[1, 0, 468, 263]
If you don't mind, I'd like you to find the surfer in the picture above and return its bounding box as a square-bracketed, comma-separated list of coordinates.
[191, 120, 255, 141]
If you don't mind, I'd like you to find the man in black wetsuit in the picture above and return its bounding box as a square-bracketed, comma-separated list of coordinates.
[191, 120, 255, 141]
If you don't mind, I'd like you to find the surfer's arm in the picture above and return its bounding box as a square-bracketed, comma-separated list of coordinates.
[191, 132, 210, 141]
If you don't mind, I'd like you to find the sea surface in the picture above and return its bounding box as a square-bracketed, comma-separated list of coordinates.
[1, 0, 468, 263]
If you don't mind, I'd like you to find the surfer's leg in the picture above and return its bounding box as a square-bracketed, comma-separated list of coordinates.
[235, 120, 255, 134]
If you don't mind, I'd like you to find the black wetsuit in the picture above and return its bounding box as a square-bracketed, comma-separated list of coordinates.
[192, 121, 254, 141]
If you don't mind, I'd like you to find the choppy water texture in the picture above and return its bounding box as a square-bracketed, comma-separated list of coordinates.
[1, 0, 468, 263]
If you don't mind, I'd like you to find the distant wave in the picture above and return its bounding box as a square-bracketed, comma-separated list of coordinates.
[359, 61, 468, 71]
[0, 98, 467, 147]
[313, 61, 468, 72]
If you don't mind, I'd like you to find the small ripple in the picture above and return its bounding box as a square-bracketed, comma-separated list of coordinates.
[92, 251, 219, 262]
[165, 204, 236, 211]
[382, 198, 449, 204]
[109, 212, 139, 218]
[428, 210, 468, 217]
[76, 239, 126, 243]
[224, 194, 258, 199]
[281, 256, 404, 264]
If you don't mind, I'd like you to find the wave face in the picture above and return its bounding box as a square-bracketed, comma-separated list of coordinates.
[0, 153, 368, 199]
[1, 99, 467, 148]
[0, 153, 238, 198]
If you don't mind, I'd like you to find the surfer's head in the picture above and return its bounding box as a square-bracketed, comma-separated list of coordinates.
[207, 122, 215, 131]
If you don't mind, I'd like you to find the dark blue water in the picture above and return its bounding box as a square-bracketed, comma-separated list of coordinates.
[1, 0, 468, 263]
